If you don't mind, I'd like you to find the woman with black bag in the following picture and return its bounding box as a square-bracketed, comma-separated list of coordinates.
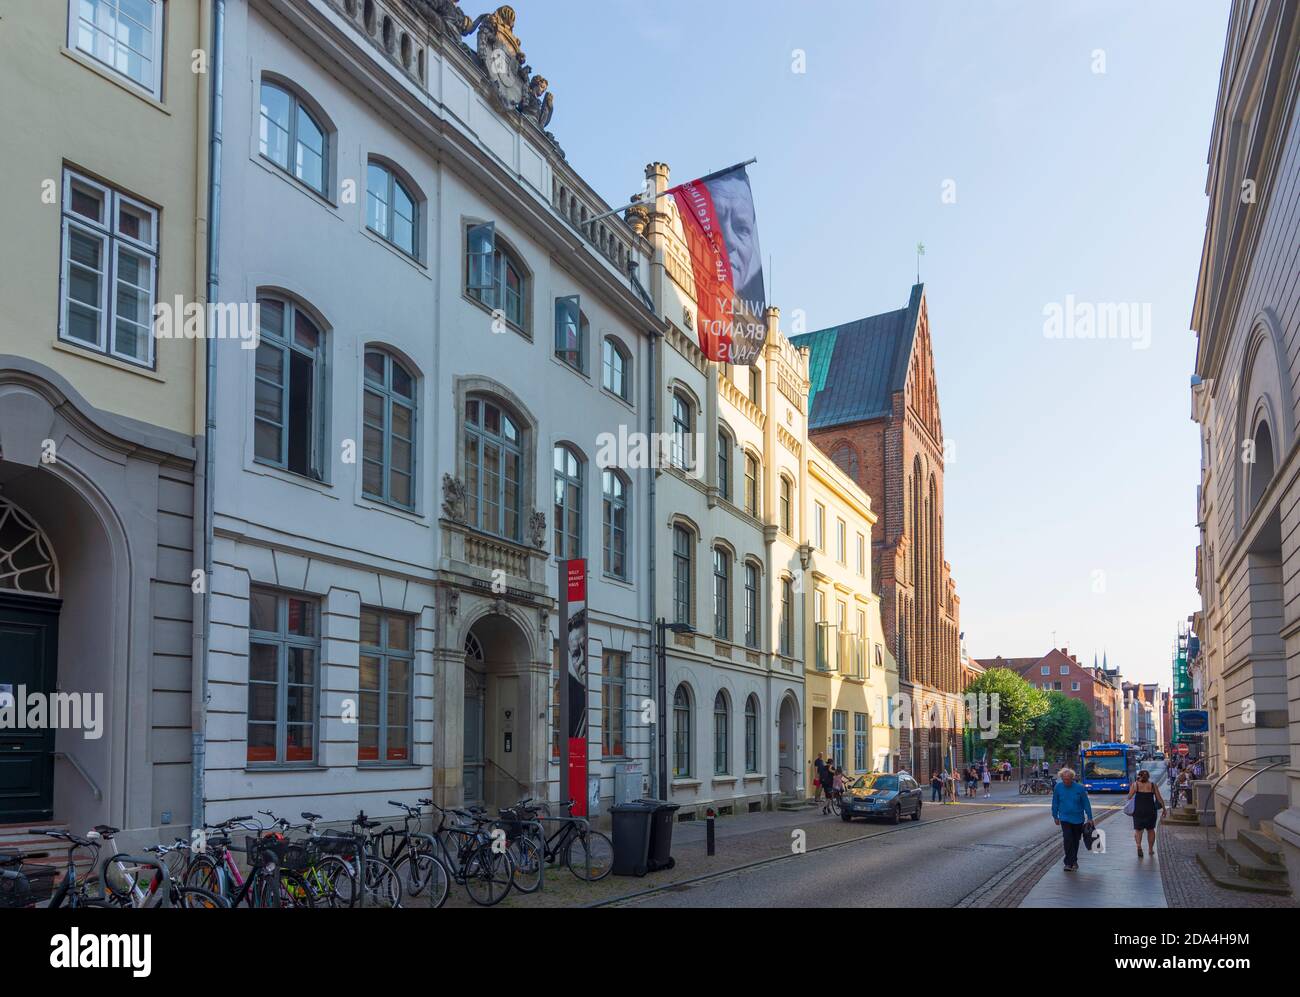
[1126, 768, 1165, 858]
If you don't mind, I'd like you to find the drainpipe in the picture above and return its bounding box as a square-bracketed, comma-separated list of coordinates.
[191, 0, 225, 834]
[646, 328, 658, 799]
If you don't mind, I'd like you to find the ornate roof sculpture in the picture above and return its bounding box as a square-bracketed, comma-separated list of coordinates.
[412, 2, 559, 152]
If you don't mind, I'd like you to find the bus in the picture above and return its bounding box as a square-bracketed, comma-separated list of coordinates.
[1079, 742, 1135, 793]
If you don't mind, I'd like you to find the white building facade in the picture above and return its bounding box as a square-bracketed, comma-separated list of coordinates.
[204, 0, 663, 825]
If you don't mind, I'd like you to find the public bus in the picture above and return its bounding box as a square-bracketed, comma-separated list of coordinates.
[1079, 742, 1135, 793]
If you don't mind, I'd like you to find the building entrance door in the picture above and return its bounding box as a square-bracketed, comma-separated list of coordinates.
[463, 664, 485, 807]
[0, 595, 60, 823]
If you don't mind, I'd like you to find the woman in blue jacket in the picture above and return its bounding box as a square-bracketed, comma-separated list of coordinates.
[1051, 767, 1094, 871]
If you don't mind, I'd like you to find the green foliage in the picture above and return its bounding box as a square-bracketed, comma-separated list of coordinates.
[1030, 692, 1093, 756]
[963, 668, 1048, 751]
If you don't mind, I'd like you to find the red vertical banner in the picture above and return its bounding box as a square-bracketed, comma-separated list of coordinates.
[564, 559, 589, 817]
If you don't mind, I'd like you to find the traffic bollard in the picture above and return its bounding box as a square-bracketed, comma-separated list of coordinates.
[706, 807, 715, 856]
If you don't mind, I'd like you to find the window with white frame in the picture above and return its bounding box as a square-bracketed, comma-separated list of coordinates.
[59, 170, 157, 366]
[254, 296, 327, 479]
[673, 684, 692, 777]
[744, 561, 759, 649]
[855, 532, 865, 576]
[1041, 664, 1050, 675]
[602, 470, 628, 579]
[602, 337, 629, 400]
[672, 525, 692, 626]
[671, 392, 693, 469]
[554, 297, 588, 373]
[780, 577, 793, 656]
[463, 395, 523, 541]
[553, 445, 584, 560]
[68, 0, 165, 98]
[362, 349, 416, 508]
[466, 222, 526, 329]
[854, 712, 867, 772]
[744, 453, 759, 516]
[779, 476, 793, 535]
[713, 546, 731, 640]
[713, 691, 730, 775]
[366, 161, 417, 257]
[744, 695, 759, 773]
[836, 518, 847, 563]
[717, 430, 731, 501]
[259, 81, 328, 196]
[814, 502, 826, 550]
[358, 608, 413, 764]
[602, 651, 626, 757]
[247, 587, 319, 765]
[832, 709, 847, 768]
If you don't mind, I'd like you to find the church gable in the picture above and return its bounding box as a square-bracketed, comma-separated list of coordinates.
[904, 294, 943, 444]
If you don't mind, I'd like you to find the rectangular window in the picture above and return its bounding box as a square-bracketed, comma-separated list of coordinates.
[1060, 664, 1069, 674]
[856, 533, 865, 575]
[713, 547, 730, 640]
[780, 578, 793, 657]
[749, 367, 762, 406]
[358, 608, 414, 764]
[836, 519, 846, 563]
[832, 709, 847, 768]
[59, 170, 157, 366]
[744, 454, 758, 515]
[1041, 665, 1050, 675]
[717, 433, 730, 501]
[673, 526, 692, 626]
[814, 502, 825, 550]
[780, 478, 793, 535]
[254, 298, 324, 478]
[69, 0, 165, 98]
[602, 652, 626, 757]
[744, 700, 759, 773]
[744, 562, 759, 649]
[554, 295, 584, 372]
[854, 713, 867, 772]
[247, 588, 319, 765]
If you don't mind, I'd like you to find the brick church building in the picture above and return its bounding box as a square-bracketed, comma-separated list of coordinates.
[793, 284, 965, 775]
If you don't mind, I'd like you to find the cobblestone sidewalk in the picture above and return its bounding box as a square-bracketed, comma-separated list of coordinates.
[1158, 822, 1297, 909]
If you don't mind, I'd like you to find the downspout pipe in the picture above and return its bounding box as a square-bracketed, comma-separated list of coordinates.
[192, 0, 225, 835]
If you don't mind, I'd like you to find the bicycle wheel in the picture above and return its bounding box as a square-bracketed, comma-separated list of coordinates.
[172, 886, 231, 909]
[182, 854, 223, 895]
[310, 856, 357, 908]
[393, 850, 449, 907]
[462, 844, 513, 906]
[277, 870, 316, 908]
[829, 794, 842, 816]
[507, 834, 543, 894]
[363, 857, 402, 908]
[566, 830, 613, 881]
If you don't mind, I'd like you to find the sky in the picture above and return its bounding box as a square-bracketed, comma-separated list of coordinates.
[509, 0, 1231, 686]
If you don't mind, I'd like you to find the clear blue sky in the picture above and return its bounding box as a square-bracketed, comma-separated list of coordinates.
[510, 0, 1230, 685]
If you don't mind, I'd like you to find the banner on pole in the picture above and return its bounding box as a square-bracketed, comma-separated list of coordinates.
[563, 559, 589, 816]
[668, 164, 767, 365]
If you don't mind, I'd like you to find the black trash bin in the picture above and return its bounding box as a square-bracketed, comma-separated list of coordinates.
[609, 800, 656, 877]
[639, 799, 680, 871]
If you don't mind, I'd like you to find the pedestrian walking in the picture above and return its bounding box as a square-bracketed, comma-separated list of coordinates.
[941, 768, 954, 803]
[1051, 767, 1094, 871]
[812, 752, 830, 806]
[1172, 768, 1191, 809]
[930, 770, 942, 803]
[1127, 768, 1165, 858]
[982, 764, 992, 798]
[831, 765, 847, 811]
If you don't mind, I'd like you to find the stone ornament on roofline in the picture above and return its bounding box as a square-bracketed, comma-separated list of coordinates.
[442, 472, 468, 523]
[528, 509, 547, 549]
[470, 5, 561, 152]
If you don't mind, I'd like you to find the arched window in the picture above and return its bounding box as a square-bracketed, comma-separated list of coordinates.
[553, 445, 584, 559]
[671, 392, 693, 469]
[779, 475, 793, 535]
[602, 470, 628, 579]
[744, 695, 760, 773]
[259, 81, 328, 195]
[713, 691, 730, 775]
[717, 429, 732, 501]
[366, 161, 418, 257]
[743, 452, 760, 515]
[602, 337, 630, 400]
[713, 545, 731, 639]
[463, 395, 523, 541]
[362, 349, 416, 508]
[1248, 420, 1275, 511]
[831, 442, 859, 481]
[744, 560, 760, 648]
[672, 524, 692, 626]
[554, 297, 588, 373]
[254, 295, 327, 479]
[466, 223, 527, 329]
[673, 684, 692, 777]
[0, 498, 59, 595]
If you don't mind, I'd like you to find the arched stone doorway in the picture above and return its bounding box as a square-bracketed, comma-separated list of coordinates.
[460, 611, 541, 811]
[778, 694, 798, 796]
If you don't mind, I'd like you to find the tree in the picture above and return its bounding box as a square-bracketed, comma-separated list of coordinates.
[963, 668, 1048, 756]
[1030, 692, 1093, 760]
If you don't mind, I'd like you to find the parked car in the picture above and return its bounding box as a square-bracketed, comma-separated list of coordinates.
[839, 772, 923, 824]
[1153, 751, 1165, 761]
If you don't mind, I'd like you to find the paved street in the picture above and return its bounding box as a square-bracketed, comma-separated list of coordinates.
[621, 778, 1136, 908]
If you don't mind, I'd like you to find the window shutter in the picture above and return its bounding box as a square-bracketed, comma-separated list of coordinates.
[467, 221, 496, 290]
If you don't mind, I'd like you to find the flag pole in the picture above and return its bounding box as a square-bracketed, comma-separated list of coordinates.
[579, 157, 758, 227]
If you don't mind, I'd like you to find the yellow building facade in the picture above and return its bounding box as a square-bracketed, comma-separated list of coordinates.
[0, 0, 209, 845]
[803, 448, 898, 791]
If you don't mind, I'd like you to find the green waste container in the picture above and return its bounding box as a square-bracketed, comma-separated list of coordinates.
[610, 800, 656, 876]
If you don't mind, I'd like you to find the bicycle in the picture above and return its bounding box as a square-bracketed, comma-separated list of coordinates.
[375, 801, 450, 906]
[507, 798, 613, 883]
[183, 814, 314, 907]
[21, 829, 107, 908]
[423, 800, 515, 906]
